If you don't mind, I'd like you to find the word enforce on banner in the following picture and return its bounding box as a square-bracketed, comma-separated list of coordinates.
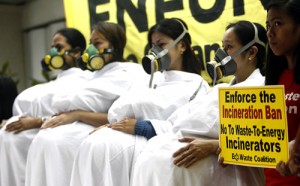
[88, 0, 269, 32]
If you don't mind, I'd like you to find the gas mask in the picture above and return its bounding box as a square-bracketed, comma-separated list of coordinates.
[41, 47, 73, 71]
[142, 19, 188, 88]
[76, 44, 113, 71]
[142, 45, 171, 75]
[206, 23, 266, 85]
[206, 48, 237, 83]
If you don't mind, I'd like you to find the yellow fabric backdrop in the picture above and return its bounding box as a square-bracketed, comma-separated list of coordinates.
[63, 0, 268, 84]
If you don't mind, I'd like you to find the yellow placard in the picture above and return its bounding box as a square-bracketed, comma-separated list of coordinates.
[219, 85, 289, 168]
[63, 0, 268, 85]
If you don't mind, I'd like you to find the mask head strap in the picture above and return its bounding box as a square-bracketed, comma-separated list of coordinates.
[220, 22, 265, 66]
[148, 19, 188, 88]
[156, 19, 189, 59]
[211, 23, 265, 86]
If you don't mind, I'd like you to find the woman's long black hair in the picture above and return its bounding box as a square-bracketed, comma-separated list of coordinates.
[265, 0, 300, 85]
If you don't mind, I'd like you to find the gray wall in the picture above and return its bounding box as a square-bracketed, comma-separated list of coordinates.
[0, 0, 66, 91]
[0, 5, 24, 90]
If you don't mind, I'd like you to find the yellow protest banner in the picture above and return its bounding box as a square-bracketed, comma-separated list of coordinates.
[219, 85, 289, 168]
[63, 0, 268, 84]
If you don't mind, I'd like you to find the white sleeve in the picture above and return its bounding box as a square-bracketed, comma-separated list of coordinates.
[149, 119, 173, 135]
[171, 85, 224, 139]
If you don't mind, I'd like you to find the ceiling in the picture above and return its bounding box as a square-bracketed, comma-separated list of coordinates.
[0, 0, 28, 6]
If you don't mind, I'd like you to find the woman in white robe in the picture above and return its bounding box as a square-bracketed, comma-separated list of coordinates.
[70, 18, 210, 186]
[24, 22, 149, 186]
[131, 21, 268, 186]
[0, 28, 89, 186]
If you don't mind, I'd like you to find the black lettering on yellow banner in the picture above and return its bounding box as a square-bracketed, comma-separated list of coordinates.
[64, 0, 268, 84]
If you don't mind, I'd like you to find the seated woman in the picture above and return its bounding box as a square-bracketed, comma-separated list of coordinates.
[70, 18, 210, 186]
[0, 28, 88, 186]
[24, 22, 149, 186]
[131, 20, 268, 186]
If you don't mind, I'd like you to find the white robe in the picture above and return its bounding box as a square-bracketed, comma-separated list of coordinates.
[24, 62, 149, 186]
[131, 69, 266, 186]
[70, 70, 210, 186]
[0, 68, 90, 186]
